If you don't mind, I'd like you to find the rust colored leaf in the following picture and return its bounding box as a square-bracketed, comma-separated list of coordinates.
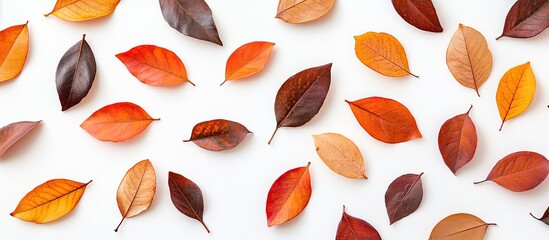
[438, 105, 477, 174]
[354, 32, 417, 78]
[346, 97, 422, 144]
[530, 206, 549, 225]
[56, 34, 96, 111]
[391, 0, 443, 32]
[222, 41, 275, 85]
[45, 0, 120, 21]
[159, 0, 222, 45]
[115, 159, 156, 232]
[496, 62, 536, 131]
[336, 206, 382, 240]
[497, 0, 549, 39]
[183, 119, 252, 151]
[80, 102, 159, 142]
[266, 162, 311, 227]
[385, 173, 423, 225]
[430, 213, 495, 240]
[475, 151, 549, 192]
[276, 0, 335, 24]
[10, 179, 92, 223]
[116, 45, 194, 87]
[312, 133, 367, 179]
[446, 24, 492, 97]
[268, 63, 331, 144]
[0, 121, 41, 157]
[168, 171, 209, 233]
[0, 22, 29, 83]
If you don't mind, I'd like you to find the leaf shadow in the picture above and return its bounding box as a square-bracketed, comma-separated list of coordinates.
[43, 10, 116, 28]
[0, 121, 43, 161]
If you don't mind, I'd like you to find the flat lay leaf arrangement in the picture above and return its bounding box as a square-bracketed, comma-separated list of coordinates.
[0, 0, 548, 239]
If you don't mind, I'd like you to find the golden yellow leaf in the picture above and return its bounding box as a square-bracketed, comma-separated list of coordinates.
[10, 179, 92, 223]
[0, 23, 29, 82]
[276, 0, 335, 24]
[312, 133, 367, 179]
[45, 0, 121, 21]
[496, 62, 536, 131]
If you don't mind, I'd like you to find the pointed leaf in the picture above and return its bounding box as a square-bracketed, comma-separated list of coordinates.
[385, 173, 423, 225]
[183, 119, 252, 151]
[391, 0, 443, 32]
[497, 0, 549, 39]
[45, 0, 120, 21]
[80, 102, 159, 142]
[430, 213, 495, 240]
[312, 133, 367, 179]
[530, 206, 549, 225]
[496, 62, 536, 131]
[0, 121, 41, 157]
[275, 0, 335, 24]
[0, 23, 29, 82]
[223, 41, 275, 85]
[438, 106, 477, 174]
[336, 206, 382, 240]
[168, 171, 210, 232]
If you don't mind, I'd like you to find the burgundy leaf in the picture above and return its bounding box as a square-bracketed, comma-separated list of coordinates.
[168, 171, 209, 232]
[497, 0, 549, 39]
[391, 0, 443, 32]
[438, 106, 477, 174]
[183, 119, 252, 151]
[336, 206, 382, 240]
[385, 173, 424, 225]
[0, 121, 41, 157]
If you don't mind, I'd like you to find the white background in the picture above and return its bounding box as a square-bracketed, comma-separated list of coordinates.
[0, 0, 548, 239]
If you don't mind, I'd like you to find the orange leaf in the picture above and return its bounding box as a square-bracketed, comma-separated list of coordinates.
[45, 0, 121, 21]
[430, 213, 495, 240]
[496, 62, 536, 131]
[276, 0, 335, 24]
[222, 41, 275, 85]
[0, 22, 29, 82]
[80, 102, 159, 142]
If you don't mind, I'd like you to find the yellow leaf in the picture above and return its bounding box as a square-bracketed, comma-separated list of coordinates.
[0, 23, 29, 82]
[313, 133, 367, 179]
[496, 62, 536, 131]
[10, 179, 92, 223]
[45, 0, 121, 21]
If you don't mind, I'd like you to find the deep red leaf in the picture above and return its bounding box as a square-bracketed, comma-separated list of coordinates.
[391, 0, 443, 32]
[438, 106, 477, 174]
[336, 206, 382, 240]
[385, 173, 424, 225]
[168, 171, 209, 232]
[497, 0, 549, 39]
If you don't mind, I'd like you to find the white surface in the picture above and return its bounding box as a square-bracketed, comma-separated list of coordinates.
[0, 0, 548, 239]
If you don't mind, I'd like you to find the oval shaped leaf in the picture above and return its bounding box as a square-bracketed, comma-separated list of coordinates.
[183, 119, 252, 151]
[530, 206, 549, 225]
[0, 121, 41, 157]
[56, 34, 96, 111]
[430, 213, 495, 240]
[268, 63, 332, 144]
[116, 45, 194, 87]
[312, 133, 367, 179]
[346, 97, 422, 144]
[159, 0, 222, 45]
[391, 0, 443, 32]
[354, 32, 417, 78]
[385, 173, 424, 225]
[45, 0, 120, 21]
[496, 62, 536, 131]
[10, 179, 92, 223]
[438, 106, 477, 174]
[336, 206, 382, 240]
[0, 22, 29, 83]
[446, 24, 492, 97]
[115, 159, 156, 232]
[80, 102, 159, 142]
[266, 162, 311, 227]
[475, 151, 549, 192]
[168, 171, 209, 232]
[222, 41, 275, 85]
[276, 0, 335, 24]
[497, 0, 549, 39]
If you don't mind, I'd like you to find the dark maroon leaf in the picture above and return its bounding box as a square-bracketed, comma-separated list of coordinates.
[0, 121, 41, 157]
[168, 171, 209, 233]
[56, 34, 96, 111]
[391, 0, 443, 32]
[336, 206, 382, 240]
[530, 206, 549, 225]
[159, 0, 222, 45]
[438, 105, 477, 175]
[183, 119, 252, 151]
[385, 172, 424, 225]
[497, 0, 549, 39]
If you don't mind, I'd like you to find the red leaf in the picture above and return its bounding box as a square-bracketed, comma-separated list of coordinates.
[336, 206, 382, 240]
[391, 0, 443, 32]
[498, 0, 549, 39]
[385, 173, 424, 225]
[168, 171, 209, 233]
[438, 105, 477, 174]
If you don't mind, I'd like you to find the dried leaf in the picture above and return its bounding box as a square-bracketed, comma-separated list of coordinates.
[438, 105, 477, 174]
[168, 171, 209, 232]
[354, 32, 417, 78]
[312, 133, 367, 179]
[222, 41, 275, 85]
[0, 22, 29, 83]
[496, 62, 536, 131]
[346, 97, 422, 144]
[80, 102, 159, 142]
[45, 0, 120, 21]
[385, 173, 423, 225]
[446, 24, 492, 97]
[0, 121, 41, 157]
[497, 0, 549, 39]
[116, 45, 194, 87]
[430, 213, 495, 240]
[183, 119, 252, 151]
[10, 179, 92, 223]
[530, 206, 549, 225]
[475, 151, 549, 192]
[268, 63, 332, 144]
[115, 160, 156, 232]
[266, 162, 311, 227]
[391, 0, 443, 32]
[56, 34, 96, 111]
[159, 0, 222, 45]
[336, 206, 382, 240]
[275, 0, 335, 24]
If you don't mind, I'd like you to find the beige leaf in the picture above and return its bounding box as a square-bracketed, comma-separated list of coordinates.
[276, 0, 335, 24]
[313, 133, 367, 179]
[430, 213, 495, 240]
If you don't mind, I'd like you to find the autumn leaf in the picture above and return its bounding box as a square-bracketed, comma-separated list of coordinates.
[0, 22, 29, 83]
[438, 105, 477, 174]
[430, 213, 495, 240]
[475, 151, 549, 192]
[116, 45, 194, 87]
[336, 206, 382, 240]
[168, 171, 209, 232]
[446, 24, 492, 97]
[530, 206, 549, 225]
[56, 34, 96, 111]
[268, 63, 331, 144]
[346, 97, 422, 144]
[183, 119, 252, 151]
[385, 173, 423, 225]
[115, 160, 156, 232]
[354, 32, 417, 78]
[0, 121, 41, 157]
[496, 62, 536, 131]
[222, 41, 275, 85]
[45, 0, 120, 21]
[159, 0, 222, 45]
[497, 0, 549, 39]
[266, 162, 311, 227]
[80, 102, 159, 142]
[276, 0, 335, 24]
[11, 179, 92, 223]
[312, 133, 367, 179]
[391, 0, 443, 32]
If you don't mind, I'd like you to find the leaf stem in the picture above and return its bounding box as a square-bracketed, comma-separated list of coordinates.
[498, 121, 505, 131]
[187, 79, 195, 86]
[200, 219, 210, 233]
[496, 35, 503, 40]
[409, 72, 419, 78]
[466, 105, 473, 115]
[473, 179, 487, 184]
[114, 217, 125, 232]
[530, 212, 541, 220]
[219, 80, 227, 86]
[267, 128, 278, 145]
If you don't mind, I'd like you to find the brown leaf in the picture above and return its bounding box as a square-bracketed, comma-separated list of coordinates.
[430, 213, 495, 240]
[183, 119, 252, 151]
[45, 0, 121, 21]
[0, 22, 29, 83]
[496, 62, 536, 131]
[168, 171, 209, 232]
[391, 0, 443, 32]
[222, 41, 275, 85]
[497, 0, 549, 39]
[312, 133, 367, 179]
[336, 206, 382, 240]
[530, 206, 549, 225]
[385, 173, 424, 225]
[0, 121, 41, 158]
[438, 105, 477, 174]
[276, 0, 335, 24]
